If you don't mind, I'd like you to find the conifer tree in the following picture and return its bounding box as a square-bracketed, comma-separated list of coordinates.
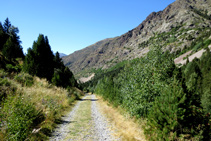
[3, 18, 11, 34]
[0, 18, 24, 59]
[0, 22, 5, 50]
[201, 48, 211, 114]
[52, 68, 63, 86]
[24, 34, 78, 87]
[23, 48, 37, 75]
[145, 79, 186, 140]
[183, 59, 202, 107]
[2, 37, 24, 60]
[54, 52, 64, 69]
[23, 34, 54, 81]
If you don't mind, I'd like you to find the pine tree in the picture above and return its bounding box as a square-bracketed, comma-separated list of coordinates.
[201, 48, 211, 114]
[63, 67, 77, 87]
[0, 22, 5, 50]
[23, 48, 37, 76]
[2, 38, 15, 60]
[145, 79, 186, 140]
[2, 37, 24, 60]
[23, 34, 54, 81]
[3, 18, 11, 34]
[0, 18, 24, 59]
[52, 68, 63, 86]
[183, 59, 202, 107]
[54, 52, 64, 69]
[24, 34, 77, 87]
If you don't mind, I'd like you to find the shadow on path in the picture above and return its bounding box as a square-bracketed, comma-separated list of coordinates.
[55, 119, 76, 125]
[79, 99, 98, 101]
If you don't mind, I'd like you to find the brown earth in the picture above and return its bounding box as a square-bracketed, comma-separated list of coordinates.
[174, 45, 211, 65]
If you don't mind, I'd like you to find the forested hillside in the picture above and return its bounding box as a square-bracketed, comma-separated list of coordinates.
[76, 1, 211, 138]
[1, 0, 211, 140]
[83, 41, 211, 140]
[0, 18, 82, 140]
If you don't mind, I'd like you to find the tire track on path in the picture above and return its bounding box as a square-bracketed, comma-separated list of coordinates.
[50, 94, 117, 141]
[50, 95, 86, 141]
[91, 94, 116, 141]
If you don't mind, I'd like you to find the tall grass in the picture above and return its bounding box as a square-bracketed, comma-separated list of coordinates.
[96, 95, 146, 140]
[0, 70, 84, 140]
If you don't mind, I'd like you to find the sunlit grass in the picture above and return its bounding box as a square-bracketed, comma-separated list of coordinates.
[0, 71, 84, 140]
[66, 95, 92, 141]
[96, 95, 146, 141]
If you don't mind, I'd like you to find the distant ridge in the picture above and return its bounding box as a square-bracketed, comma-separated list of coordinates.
[63, 0, 211, 78]
[59, 53, 67, 58]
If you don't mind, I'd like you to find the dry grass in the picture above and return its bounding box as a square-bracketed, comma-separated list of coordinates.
[0, 73, 84, 140]
[9, 76, 72, 139]
[96, 95, 146, 141]
[22, 77, 69, 116]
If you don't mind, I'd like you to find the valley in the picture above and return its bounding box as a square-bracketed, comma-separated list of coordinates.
[0, 0, 211, 140]
[63, 0, 211, 79]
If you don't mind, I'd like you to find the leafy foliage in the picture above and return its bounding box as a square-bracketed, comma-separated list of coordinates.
[86, 44, 211, 140]
[118, 49, 175, 117]
[94, 48, 175, 117]
[2, 96, 44, 141]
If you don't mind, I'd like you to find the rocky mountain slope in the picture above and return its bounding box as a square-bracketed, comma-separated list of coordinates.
[63, 0, 211, 78]
[59, 53, 67, 58]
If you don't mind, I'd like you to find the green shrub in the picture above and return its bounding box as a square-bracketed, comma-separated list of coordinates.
[3, 96, 44, 141]
[117, 49, 175, 117]
[14, 73, 34, 87]
[193, 42, 203, 52]
[144, 80, 186, 140]
[6, 64, 21, 73]
[168, 36, 177, 43]
[0, 78, 16, 102]
[201, 71, 211, 114]
[67, 87, 81, 100]
[0, 70, 8, 78]
[204, 39, 211, 48]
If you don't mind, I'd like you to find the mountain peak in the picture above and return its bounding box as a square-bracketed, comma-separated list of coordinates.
[63, 0, 211, 78]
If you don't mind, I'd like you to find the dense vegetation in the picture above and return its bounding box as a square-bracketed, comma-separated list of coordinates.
[1, 15, 211, 140]
[0, 18, 24, 61]
[23, 34, 77, 88]
[84, 33, 211, 140]
[0, 18, 81, 140]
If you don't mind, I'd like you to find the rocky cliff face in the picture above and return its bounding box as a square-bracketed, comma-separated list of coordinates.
[63, 0, 211, 78]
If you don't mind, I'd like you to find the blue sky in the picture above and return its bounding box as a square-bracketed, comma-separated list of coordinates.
[1, 0, 175, 55]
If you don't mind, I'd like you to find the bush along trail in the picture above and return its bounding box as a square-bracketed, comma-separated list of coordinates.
[50, 94, 118, 141]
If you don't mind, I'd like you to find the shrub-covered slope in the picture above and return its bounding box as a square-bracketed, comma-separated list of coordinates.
[63, 0, 211, 78]
[85, 45, 211, 140]
[0, 70, 83, 140]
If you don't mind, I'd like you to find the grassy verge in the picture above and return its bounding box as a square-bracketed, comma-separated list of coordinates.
[96, 95, 146, 141]
[65, 95, 93, 140]
[0, 70, 84, 140]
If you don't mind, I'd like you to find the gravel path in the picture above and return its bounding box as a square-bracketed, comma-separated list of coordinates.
[50, 96, 85, 141]
[91, 95, 116, 141]
[49, 94, 116, 141]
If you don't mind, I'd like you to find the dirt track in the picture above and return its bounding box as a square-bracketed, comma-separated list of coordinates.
[50, 94, 117, 141]
[174, 45, 211, 65]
